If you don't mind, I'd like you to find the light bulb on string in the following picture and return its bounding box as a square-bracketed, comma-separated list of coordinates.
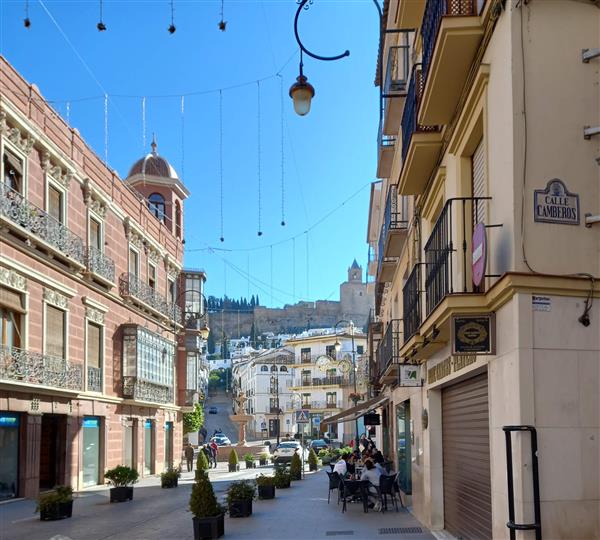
[168, 0, 176, 33]
[24, 0, 31, 28]
[97, 0, 106, 31]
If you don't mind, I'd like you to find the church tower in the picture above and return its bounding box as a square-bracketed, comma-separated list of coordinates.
[348, 259, 362, 283]
[340, 259, 372, 327]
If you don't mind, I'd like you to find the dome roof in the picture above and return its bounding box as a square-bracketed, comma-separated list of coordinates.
[127, 138, 179, 180]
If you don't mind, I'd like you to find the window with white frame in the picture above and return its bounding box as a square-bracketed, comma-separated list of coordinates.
[46, 305, 66, 359]
[0, 286, 24, 349]
[47, 183, 65, 224]
[129, 247, 139, 278]
[148, 262, 157, 290]
[2, 147, 24, 194]
[86, 321, 103, 392]
[89, 216, 102, 251]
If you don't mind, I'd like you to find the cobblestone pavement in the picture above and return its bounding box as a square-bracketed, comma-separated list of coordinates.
[0, 464, 434, 540]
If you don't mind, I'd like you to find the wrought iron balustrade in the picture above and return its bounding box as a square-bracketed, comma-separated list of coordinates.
[119, 272, 182, 322]
[0, 184, 85, 265]
[269, 406, 281, 414]
[377, 319, 402, 373]
[0, 345, 83, 391]
[297, 376, 352, 387]
[122, 376, 173, 404]
[87, 366, 102, 392]
[424, 197, 490, 316]
[421, 0, 477, 87]
[86, 246, 115, 283]
[384, 45, 411, 96]
[403, 264, 422, 342]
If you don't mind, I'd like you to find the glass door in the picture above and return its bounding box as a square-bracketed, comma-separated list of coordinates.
[82, 417, 100, 487]
[0, 413, 19, 500]
[144, 420, 154, 475]
[396, 401, 412, 494]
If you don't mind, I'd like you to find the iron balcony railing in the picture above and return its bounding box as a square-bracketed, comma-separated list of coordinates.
[378, 187, 408, 278]
[122, 376, 173, 404]
[87, 366, 102, 392]
[86, 246, 115, 283]
[401, 65, 439, 163]
[378, 116, 397, 150]
[258, 356, 296, 365]
[424, 197, 490, 316]
[269, 406, 282, 414]
[296, 375, 353, 388]
[377, 319, 402, 374]
[0, 345, 83, 391]
[384, 45, 411, 96]
[421, 0, 478, 87]
[119, 272, 182, 322]
[403, 264, 422, 342]
[0, 183, 85, 266]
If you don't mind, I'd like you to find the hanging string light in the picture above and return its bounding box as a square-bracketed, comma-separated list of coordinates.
[103, 93, 108, 165]
[180, 96, 185, 178]
[257, 80, 263, 237]
[279, 74, 286, 226]
[219, 90, 225, 243]
[141, 97, 146, 152]
[168, 0, 176, 34]
[24, 0, 31, 28]
[97, 0, 107, 31]
[218, 0, 226, 31]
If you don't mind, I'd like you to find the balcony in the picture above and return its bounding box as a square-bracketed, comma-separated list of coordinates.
[419, 0, 484, 125]
[382, 44, 411, 135]
[377, 117, 396, 179]
[424, 197, 489, 317]
[376, 319, 402, 384]
[0, 184, 85, 268]
[87, 366, 102, 393]
[259, 355, 296, 365]
[399, 66, 442, 195]
[397, 0, 426, 28]
[181, 389, 202, 407]
[86, 246, 115, 285]
[403, 264, 422, 342]
[375, 282, 386, 317]
[367, 245, 377, 278]
[382, 186, 409, 257]
[0, 345, 83, 392]
[119, 272, 182, 322]
[295, 376, 353, 388]
[123, 376, 173, 404]
[269, 406, 282, 414]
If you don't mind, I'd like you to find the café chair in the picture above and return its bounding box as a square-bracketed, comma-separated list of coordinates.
[326, 471, 341, 504]
[377, 474, 402, 512]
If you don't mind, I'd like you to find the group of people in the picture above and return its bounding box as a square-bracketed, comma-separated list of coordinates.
[183, 439, 219, 471]
[333, 438, 390, 512]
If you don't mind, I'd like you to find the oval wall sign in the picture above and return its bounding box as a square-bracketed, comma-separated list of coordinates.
[472, 222, 487, 287]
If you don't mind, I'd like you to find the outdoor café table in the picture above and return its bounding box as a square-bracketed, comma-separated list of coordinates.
[340, 479, 370, 513]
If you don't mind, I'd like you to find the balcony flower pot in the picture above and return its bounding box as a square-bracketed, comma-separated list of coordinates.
[193, 514, 225, 540]
[190, 470, 225, 540]
[37, 486, 74, 521]
[104, 465, 139, 503]
[257, 485, 275, 500]
[229, 499, 252, 518]
[273, 469, 291, 489]
[226, 480, 255, 518]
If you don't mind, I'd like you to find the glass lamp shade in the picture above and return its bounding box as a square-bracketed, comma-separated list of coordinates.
[334, 340, 341, 353]
[200, 324, 210, 340]
[289, 75, 315, 116]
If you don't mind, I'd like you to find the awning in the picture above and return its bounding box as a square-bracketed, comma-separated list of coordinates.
[320, 395, 389, 428]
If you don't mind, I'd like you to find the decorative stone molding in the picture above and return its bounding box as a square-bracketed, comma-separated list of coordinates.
[85, 306, 105, 325]
[0, 266, 27, 292]
[43, 288, 69, 309]
[163, 254, 181, 278]
[0, 110, 36, 155]
[82, 178, 108, 218]
[89, 198, 107, 218]
[148, 247, 161, 264]
[41, 151, 73, 188]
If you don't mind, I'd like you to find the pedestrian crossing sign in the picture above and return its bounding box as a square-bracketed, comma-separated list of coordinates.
[295, 410, 310, 423]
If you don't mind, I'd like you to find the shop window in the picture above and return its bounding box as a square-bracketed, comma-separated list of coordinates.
[148, 193, 165, 223]
[82, 417, 101, 487]
[45, 305, 66, 359]
[2, 149, 23, 194]
[0, 287, 24, 348]
[0, 413, 20, 500]
[143, 419, 155, 475]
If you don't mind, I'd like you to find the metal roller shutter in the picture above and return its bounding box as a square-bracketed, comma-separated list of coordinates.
[442, 372, 492, 540]
[472, 139, 486, 225]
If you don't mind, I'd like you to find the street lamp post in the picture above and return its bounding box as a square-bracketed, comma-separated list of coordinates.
[333, 319, 360, 450]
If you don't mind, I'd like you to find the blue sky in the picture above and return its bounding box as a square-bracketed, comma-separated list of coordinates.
[0, 0, 379, 308]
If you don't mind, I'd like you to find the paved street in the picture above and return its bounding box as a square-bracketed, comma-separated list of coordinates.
[202, 390, 239, 443]
[0, 465, 434, 540]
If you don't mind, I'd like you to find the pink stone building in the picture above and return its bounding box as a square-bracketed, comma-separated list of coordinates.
[0, 56, 203, 499]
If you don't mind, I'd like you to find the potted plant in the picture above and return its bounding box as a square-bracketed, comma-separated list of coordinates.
[228, 449, 240, 472]
[256, 474, 276, 500]
[290, 452, 302, 481]
[37, 486, 73, 521]
[196, 449, 210, 479]
[259, 451, 269, 466]
[308, 448, 319, 471]
[226, 480, 256, 518]
[190, 470, 225, 540]
[243, 453, 255, 469]
[161, 467, 180, 488]
[104, 465, 139, 503]
[319, 449, 332, 465]
[273, 467, 291, 489]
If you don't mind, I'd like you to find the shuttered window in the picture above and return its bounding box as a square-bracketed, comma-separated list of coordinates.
[48, 185, 64, 223]
[87, 322, 102, 368]
[90, 218, 101, 250]
[46, 305, 66, 359]
[472, 139, 486, 224]
[129, 248, 139, 277]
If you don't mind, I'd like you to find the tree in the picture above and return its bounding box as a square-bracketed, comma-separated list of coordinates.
[183, 403, 204, 434]
[207, 330, 216, 354]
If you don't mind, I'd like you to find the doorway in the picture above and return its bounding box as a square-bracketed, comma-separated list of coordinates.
[82, 417, 101, 487]
[164, 422, 173, 469]
[39, 415, 66, 491]
[144, 419, 154, 476]
[0, 413, 20, 500]
[123, 419, 136, 469]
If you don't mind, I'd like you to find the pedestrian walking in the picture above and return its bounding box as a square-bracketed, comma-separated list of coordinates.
[184, 443, 195, 472]
[202, 444, 213, 467]
[210, 439, 219, 468]
[199, 425, 207, 443]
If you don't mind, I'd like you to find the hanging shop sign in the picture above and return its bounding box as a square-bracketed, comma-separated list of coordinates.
[534, 179, 580, 225]
[452, 313, 496, 355]
[363, 413, 381, 426]
[398, 364, 422, 387]
[472, 222, 487, 287]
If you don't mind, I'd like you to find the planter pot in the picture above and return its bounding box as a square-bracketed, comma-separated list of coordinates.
[228, 464, 239, 472]
[291, 471, 301, 481]
[257, 485, 275, 500]
[245, 461, 254, 469]
[109, 486, 134, 503]
[275, 479, 291, 489]
[40, 500, 73, 521]
[161, 478, 178, 488]
[259, 459, 267, 466]
[309, 463, 318, 472]
[192, 514, 225, 540]
[229, 499, 252, 518]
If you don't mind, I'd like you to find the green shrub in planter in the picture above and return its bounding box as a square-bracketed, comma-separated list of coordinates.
[104, 465, 139, 503]
[273, 468, 291, 489]
[256, 474, 276, 500]
[37, 486, 73, 521]
[226, 480, 256, 518]
[259, 451, 269, 466]
[190, 470, 225, 539]
[228, 449, 240, 472]
[161, 467, 181, 488]
[290, 452, 302, 480]
[195, 450, 210, 479]
[308, 448, 319, 471]
[243, 453, 255, 469]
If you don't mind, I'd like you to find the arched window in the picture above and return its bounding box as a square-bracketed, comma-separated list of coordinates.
[271, 365, 278, 372]
[175, 200, 182, 238]
[260, 365, 268, 372]
[148, 193, 166, 222]
[280, 366, 288, 372]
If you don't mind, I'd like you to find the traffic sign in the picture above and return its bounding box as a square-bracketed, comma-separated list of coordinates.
[295, 410, 310, 423]
[313, 415, 321, 425]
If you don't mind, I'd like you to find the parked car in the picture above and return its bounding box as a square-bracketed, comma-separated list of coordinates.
[208, 406, 218, 414]
[210, 435, 231, 446]
[309, 439, 329, 452]
[273, 441, 309, 463]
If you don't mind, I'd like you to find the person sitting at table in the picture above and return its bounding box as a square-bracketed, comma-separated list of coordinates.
[360, 459, 382, 511]
[333, 453, 350, 476]
[372, 451, 387, 474]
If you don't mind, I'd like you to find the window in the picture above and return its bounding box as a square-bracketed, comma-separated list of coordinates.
[301, 369, 311, 386]
[0, 287, 24, 348]
[186, 353, 198, 390]
[168, 278, 176, 305]
[129, 248, 139, 278]
[326, 368, 336, 380]
[90, 217, 102, 250]
[300, 348, 311, 362]
[301, 393, 311, 406]
[148, 263, 156, 290]
[326, 345, 336, 359]
[260, 365, 268, 372]
[280, 366, 288, 372]
[357, 345, 364, 355]
[47, 184, 64, 224]
[326, 392, 337, 407]
[271, 365, 278, 372]
[148, 193, 165, 222]
[86, 321, 103, 392]
[269, 397, 278, 411]
[46, 305, 66, 359]
[2, 149, 23, 193]
[175, 201, 182, 238]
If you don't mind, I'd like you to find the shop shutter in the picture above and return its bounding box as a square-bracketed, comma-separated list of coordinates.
[472, 139, 486, 224]
[46, 305, 65, 359]
[86, 322, 101, 368]
[442, 372, 492, 540]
